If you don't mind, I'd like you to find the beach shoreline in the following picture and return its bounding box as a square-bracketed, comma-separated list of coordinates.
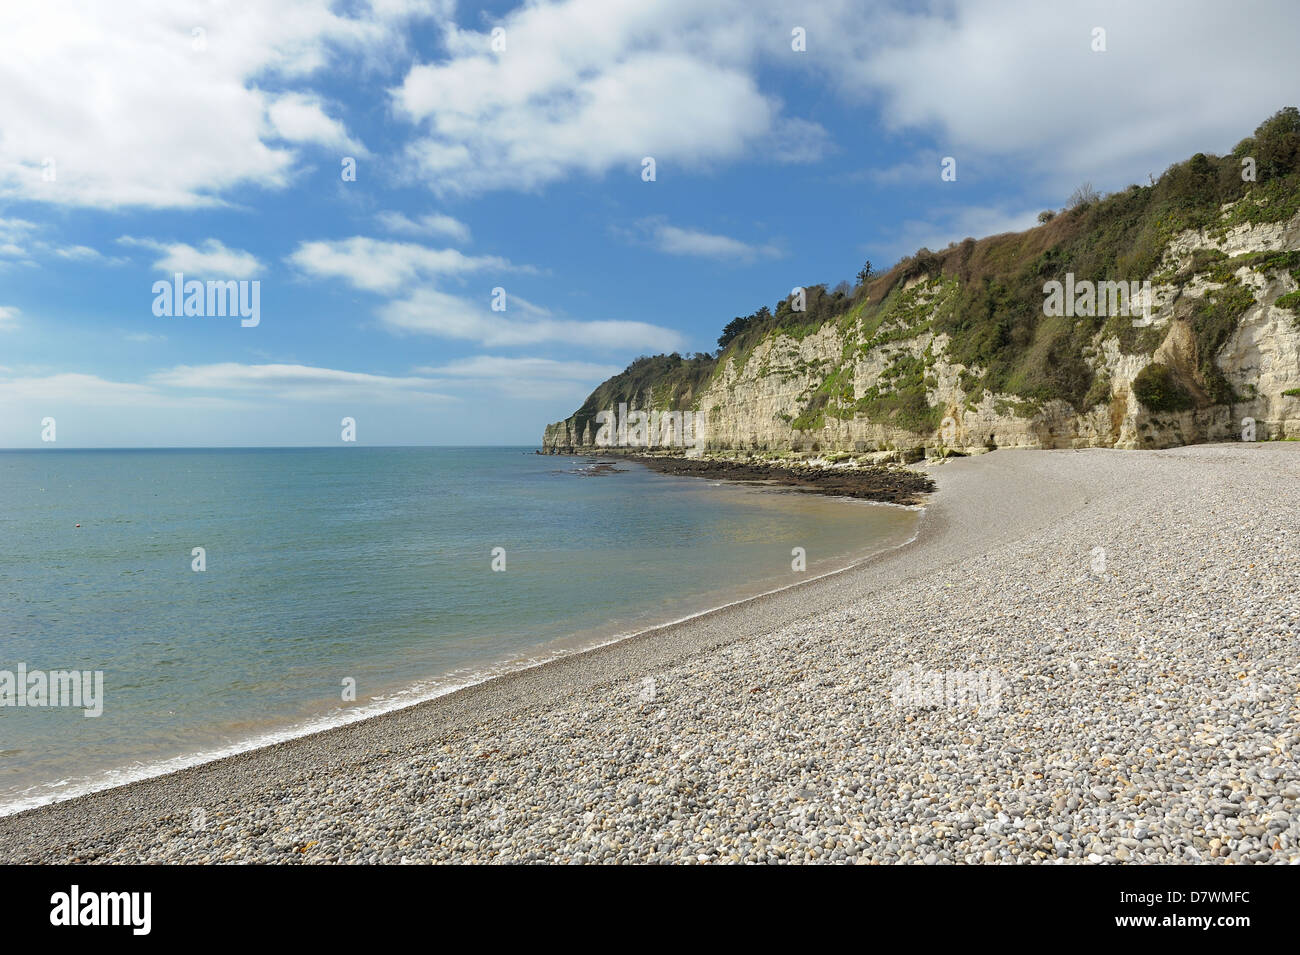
[0, 457, 922, 821]
[2, 443, 1297, 864]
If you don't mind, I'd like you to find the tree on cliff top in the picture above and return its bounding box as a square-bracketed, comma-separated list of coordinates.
[717, 306, 770, 350]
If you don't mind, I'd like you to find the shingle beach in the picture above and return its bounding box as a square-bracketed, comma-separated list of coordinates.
[2, 444, 1296, 864]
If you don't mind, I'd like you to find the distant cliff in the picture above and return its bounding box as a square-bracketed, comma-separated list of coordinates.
[544, 109, 1300, 456]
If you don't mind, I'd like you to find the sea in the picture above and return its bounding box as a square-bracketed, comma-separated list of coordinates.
[0, 447, 920, 814]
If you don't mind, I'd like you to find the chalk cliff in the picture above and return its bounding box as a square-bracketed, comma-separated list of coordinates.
[544, 110, 1300, 457]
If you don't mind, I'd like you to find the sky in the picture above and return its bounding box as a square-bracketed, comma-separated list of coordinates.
[1, 0, 1297, 447]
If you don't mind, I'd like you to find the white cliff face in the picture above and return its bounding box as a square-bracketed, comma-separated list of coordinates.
[1222, 272, 1300, 439]
[703, 323, 856, 450]
[545, 210, 1300, 454]
[1111, 205, 1300, 446]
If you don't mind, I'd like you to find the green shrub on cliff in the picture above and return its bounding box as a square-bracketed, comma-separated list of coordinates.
[1132, 363, 1195, 412]
[852, 350, 942, 433]
[1191, 281, 1255, 404]
[1083, 373, 1112, 408]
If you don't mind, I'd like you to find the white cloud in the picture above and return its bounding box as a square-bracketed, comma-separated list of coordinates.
[150, 362, 456, 403]
[118, 237, 263, 278]
[836, 0, 1300, 190]
[0, 371, 186, 406]
[842, 152, 950, 188]
[634, 218, 782, 263]
[0, 305, 19, 329]
[0, 218, 37, 261]
[51, 245, 110, 261]
[387, 0, 1286, 200]
[391, 0, 826, 194]
[291, 235, 682, 351]
[287, 236, 511, 293]
[0, 360, 453, 412]
[766, 117, 835, 165]
[0, 218, 36, 239]
[376, 211, 472, 243]
[421, 355, 621, 381]
[0, 218, 126, 265]
[381, 288, 684, 351]
[267, 92, 366, 153]
[3, 0, 1291, 213]
[416, 355, 623, 400]
[0, 0, 431, 208]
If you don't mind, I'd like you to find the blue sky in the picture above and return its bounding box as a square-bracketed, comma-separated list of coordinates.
[1, 0, 1297, 446]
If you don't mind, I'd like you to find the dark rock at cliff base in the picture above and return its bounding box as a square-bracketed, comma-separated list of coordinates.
[633, 457, 935, 505]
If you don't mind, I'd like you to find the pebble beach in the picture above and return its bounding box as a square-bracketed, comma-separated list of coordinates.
[2, 443, 1297, 864]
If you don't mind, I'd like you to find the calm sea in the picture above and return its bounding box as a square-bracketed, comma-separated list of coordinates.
[0, 447, 919, 814]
